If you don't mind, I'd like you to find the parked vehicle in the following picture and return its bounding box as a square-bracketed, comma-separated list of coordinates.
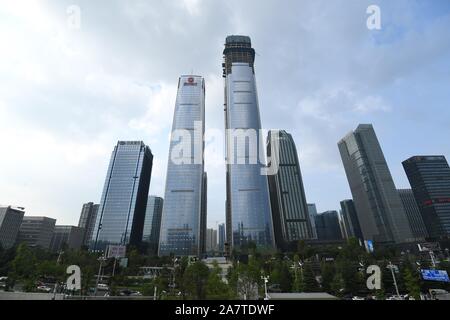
[97, 284, 109, 291]
[37, 285, 52, 293]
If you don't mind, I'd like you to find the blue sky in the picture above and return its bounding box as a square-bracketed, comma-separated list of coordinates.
[0, 0, 449, 229]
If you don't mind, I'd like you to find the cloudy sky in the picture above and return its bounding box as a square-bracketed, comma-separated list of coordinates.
[1, 0, 450, 229]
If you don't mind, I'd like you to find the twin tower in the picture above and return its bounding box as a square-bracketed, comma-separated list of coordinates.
[158, 36, 275, 256]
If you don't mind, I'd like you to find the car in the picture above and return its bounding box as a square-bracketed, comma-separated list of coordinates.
[352, 296, 365, 300]
[37, 285, 52, 293]
[130, 291, 142, 296]
[97, 284, 109, 291]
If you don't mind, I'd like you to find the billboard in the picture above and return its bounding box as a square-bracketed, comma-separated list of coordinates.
[421, 269, 450, 283]
[364, 240, 374, 253]
[107, 245, 127, 259]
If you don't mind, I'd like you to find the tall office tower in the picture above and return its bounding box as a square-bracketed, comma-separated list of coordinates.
[267, 130, 313, 250]
[402, 156, 450, 239]
[340, 200, 363, 241]
[338, 124, 413, 244]
[307, 204, 318, 239]
[18, 216, 56, 249]
[218, 223, 226, 252]
[0, 206, 25, 249]
[50, 226, 84, 252]
[397, 189, 428, 241]
[142, 196, 163, 255]
[199, 172, 208, 256]
[206, 228, 218, 253]
[78, 202, 99, 246]
[223, 35, 275, 251]
[158, 75, 206, 257]
[92, 141, 153, 251]
[314, 211, 342, 241]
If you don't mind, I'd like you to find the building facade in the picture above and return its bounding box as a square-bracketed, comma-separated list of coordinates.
[338, 124, 413, 244]
[142, 196, 163, 255]
[218, 223, 226, 253]
[0, 206, 25, 249]
[340, 200, 363, 241]
[223, 35, 275, 251]
[402, 156, 450, 239]
[18, 216, 56, 249]
[315, 211, 342, 241]
[397, 189, 428, 241]
[50, 226, 84, 252]
[78, 202, 99, 246]
[206, 228, 218, 253]
[307, 204, 319, 239]
[158, 75, 206, 256]
[92, 141, 153, 251]
[267, 130, 313, 250]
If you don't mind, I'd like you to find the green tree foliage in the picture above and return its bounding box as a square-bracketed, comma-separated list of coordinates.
[205, 261, 234, 299]
[302, 264, 320, 292]
[11, 243, 37, 280]
[403, 267, 420, 299]
[182, 261, 210, 299]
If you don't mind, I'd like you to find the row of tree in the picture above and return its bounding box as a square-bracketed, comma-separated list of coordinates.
[1, 238, 449, 299]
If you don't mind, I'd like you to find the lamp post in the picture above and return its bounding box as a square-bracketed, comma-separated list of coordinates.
[94, 255, 107, 296]
[261, 275, 270, 300]
[387, 261, 400, 299]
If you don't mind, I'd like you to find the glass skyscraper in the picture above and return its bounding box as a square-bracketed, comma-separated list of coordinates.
[397, 189, 428, 241]
[340, 199, 363, 241]
[223, 35, 275, 251]
[403, 156, 450, 239]
[158, 75, 206, 257]
[338, 124, 413, 244]
[143, 196, 163, 255]
[92, 141, 153, 251]
[267, 130, 314, 250]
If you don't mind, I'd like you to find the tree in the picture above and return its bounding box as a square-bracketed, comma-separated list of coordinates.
[206, 261, 233, 299]
[330, 273, 345, 297]
[11, 243, 36, 280]
[302, 264, 320, 292]
[403, 267, 420, 300]
[183, 261, 210, 299]
[320, 262, 335, 293]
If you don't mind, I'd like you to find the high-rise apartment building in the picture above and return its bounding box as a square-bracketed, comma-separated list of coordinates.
[223, 35, 274, 251]
[92, 141, 153, 251]
[403, 156, 450, 239]
[338, 124, 413, 244]
[206, 228, 218, 253]
[158, 75, 206, 256]
[267, 130, 313, 250]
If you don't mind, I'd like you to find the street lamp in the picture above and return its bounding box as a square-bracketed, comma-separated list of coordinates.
[261, 275, 270, 300]
[387, 261, 400, 299]
[94, 255, 108, 296]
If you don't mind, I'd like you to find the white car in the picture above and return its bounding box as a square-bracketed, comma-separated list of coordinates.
[97, 284, 109, 291]
[37, 285, 52, 293]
